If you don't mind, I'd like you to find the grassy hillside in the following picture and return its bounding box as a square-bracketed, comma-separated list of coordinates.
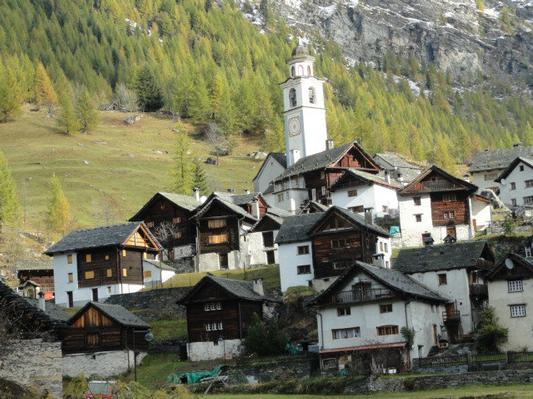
[0, 106, 260, 230]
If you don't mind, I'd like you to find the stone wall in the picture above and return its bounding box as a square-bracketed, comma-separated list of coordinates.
[0, 339, 62, 399]
[63, 350, 146, 378]
[105, 287, 191, 321]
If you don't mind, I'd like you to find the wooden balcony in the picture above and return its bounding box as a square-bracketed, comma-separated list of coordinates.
[469, 283, 488, 298]
[442, 310, 461, 323]
[331, 288, 396, 304]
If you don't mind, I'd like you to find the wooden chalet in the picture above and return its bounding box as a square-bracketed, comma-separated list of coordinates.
[273, 141, 381, 205]
[309, 206, 390, 279]
[16, 259, 54, 300]
[129, 192, 200, 260]
[61, 302, 150, 354]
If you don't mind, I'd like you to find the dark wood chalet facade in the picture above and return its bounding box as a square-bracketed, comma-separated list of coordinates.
[17, 259, 55, 300]
[309, 207, 390, 279]
[130, 192, 200, 259]
[179, 275, 271, 343]
[61, 302, 150, 354]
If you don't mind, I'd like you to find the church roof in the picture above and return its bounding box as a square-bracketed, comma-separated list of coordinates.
[291, 44, 311, 58]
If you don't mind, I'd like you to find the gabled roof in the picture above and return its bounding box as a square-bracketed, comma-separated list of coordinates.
[44, 222, 161, 255]
[130, 192, 200, 221]
[69, 302, 150, 328]
[192, 194, 257, 223]
[15, 258, 53, 271]
[252, 152, 287, 183]
[297, 201, 329, 214]
[275, 212, 325, 244]
[275, 141, 380, 181]
[374, 152, 422, 170]
[468, 145, 533, 172]
[398, 165, 477, 195]
[266, 206, 293, 218]
[495, 157, 533, 182]
[393, 240, 494, 274]
[309, 261, 448, 306]
[311, 206, 390, 238]
[486, 253, 533, 281]
[330, 168, 401, 191]
[143, 259, 176, 272]
[178, 275, 274, 304]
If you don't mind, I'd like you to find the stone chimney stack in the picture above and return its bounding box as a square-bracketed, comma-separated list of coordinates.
[251, 199, 260, 219]
[326, 139, 334, 151]
[364, 208, 374, 225]
[193, 187, 200, 203]
[252, 278, 264, 296]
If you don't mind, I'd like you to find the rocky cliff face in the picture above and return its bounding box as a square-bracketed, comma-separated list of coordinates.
[254, 0, 532, 89]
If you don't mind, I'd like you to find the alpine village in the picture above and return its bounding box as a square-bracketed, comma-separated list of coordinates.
[0, 1, 533, 399]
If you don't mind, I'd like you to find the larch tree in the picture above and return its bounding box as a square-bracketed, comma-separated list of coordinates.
[47, 174, 72, 237]
[135, 66, 163, 112]
[173, 127, 193, 195]
[0, 58, 23, 123]
[57, 85, 79, 134]
[0, 151, 21, 227]
[33, 63, 58, 113]
[76, 87, 98, 133]
[192, 159, 209, 195]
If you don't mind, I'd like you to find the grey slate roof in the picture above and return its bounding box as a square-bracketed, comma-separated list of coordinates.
[330, 168, 401, 191]
[25, 298, 71, 322]
[327, 206, 390, 237]
[158, 192, 201, 211]
[74, 302, 150, 328]
[193, 195, 257, 222]
[468, 145, 533, 172]
[393, 240, 492, 274]
[266, 206, 293, 218]
[270, 152, 287, 168]
[495, 157, 533, 182]
[143, 259, 176, 272]
[374, 152, 422, 170]
[311, 261, 448, 305]
[275, 212, 324, 244]
[15, 258, 53, 271]
[275, 142, 353, 180]
[44, 222, 148, 255]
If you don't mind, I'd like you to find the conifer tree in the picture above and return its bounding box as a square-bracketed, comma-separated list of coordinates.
[76, 88, 98, 133]
[47, 174, 72, 236]
[174, 128, 193, 194]
[0, 150, 20, 226]
[135, 66, 163, 112]
[33, 63, 58, 112]
[57, 90, 79, 135]
[433, 135, 456, 174]
[192, 159, 209, 195]
[0, 59, 23, 122]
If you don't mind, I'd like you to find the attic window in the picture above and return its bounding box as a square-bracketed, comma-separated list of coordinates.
[442, 193, 456, 202]
[208, 219, 226, 229]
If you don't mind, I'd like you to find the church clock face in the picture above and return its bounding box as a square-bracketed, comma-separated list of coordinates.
[288, 116, 301, 136]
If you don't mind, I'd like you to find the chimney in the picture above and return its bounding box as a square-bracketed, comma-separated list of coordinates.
[372, 253, 385, 268]
[364, 208, 374, 225]
[326, 139, 334, 151]
[290, 149, 301, 165]
[193, 187, 200, 203]
[384, 171, 391, 185]
[251, 199, 260, 218]
[38, 291, 46, 312]
[252, 278, 264, 296]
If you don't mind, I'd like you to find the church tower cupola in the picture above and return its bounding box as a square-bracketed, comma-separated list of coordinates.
[282, 42, 328, 167]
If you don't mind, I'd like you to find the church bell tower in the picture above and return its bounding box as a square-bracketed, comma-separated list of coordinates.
[281, 43, 328, 167]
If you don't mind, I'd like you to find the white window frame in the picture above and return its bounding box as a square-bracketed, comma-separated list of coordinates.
[510, 304, 526, 318]
[508, 280, 523, 293]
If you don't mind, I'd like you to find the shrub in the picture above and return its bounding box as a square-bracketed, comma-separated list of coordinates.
[475, 306, 508, 353]
[245, 313, 289, 356]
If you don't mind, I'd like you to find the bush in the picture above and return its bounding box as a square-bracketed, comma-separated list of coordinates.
[475, 306, 508, 353]
[245, 313, 289, 356]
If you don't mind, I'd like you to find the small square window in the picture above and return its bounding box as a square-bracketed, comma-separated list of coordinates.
[297, 245, 309, 255]
[510, 304, 526, 318]
[67, 254, 73, 264]
[122, 268, 128, 277]
[84, 270, 95, 280]
[337, 307, 351, 316]
[143, 270, 152, 278]
[519, 165, 524, 172]
[105, 254, 110, 261]
[380, 304, 393, 313]
[297, 265, 311, 275]
[511, 199, 517, 206]
[413, 197, 421, 206]
[122, 249, 127, 257]
[67, 273, 73, 283]
[442, 193, 457, 202]
[348, 189, 358, 197]
[415, 214, 422, 222]
[438, 273, 447, 285]
[508, 280, 523, 293]
[172, 217, 181, 224]
[85, 254, 92, 263]
[510, 182, 516, 190]
[106, 268, 112, 278]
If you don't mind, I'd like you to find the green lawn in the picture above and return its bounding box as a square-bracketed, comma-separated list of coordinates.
[150, 319, 187, 342]
[0, 106, 261, 229]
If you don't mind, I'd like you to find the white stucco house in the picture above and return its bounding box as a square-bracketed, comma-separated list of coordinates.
[142, 259, 176, 288]
[252, 152, 287, 197]
[487, 254, 533, 351]
[495, 157, 533, 209]
[394, 240, 496, 340]
[308, 261, 448, 372]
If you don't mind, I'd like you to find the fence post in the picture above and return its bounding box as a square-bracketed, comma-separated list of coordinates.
[466, 353, 471, 368]
[506, 351, 511, 365]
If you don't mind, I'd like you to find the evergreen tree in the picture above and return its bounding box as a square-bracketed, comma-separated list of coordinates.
[192, 159, 209, 195]
[0, 59, 23, 122]
[47, 174, 72, 236]
[0, 150, 20, 226]
[33, 63, 58, 112]
[76, 88, 98, 133]
[136, 66, 163, 112]
[174, 128, 193, 194]
[433, 135, 456, 174]
[57, 90, 79, 134]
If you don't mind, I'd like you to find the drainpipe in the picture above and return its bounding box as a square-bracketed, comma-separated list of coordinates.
[316, 310, 325, 350]
[404, 300, 412, 370]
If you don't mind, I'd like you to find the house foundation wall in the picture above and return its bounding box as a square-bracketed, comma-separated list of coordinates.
[62, 350, 146, 378]
[187, 339, 243, 361]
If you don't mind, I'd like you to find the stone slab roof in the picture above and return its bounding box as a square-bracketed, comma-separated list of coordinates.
[330, 168, 401, 191]
[468, 145, 533, 172]
[24, 298, 71, 322]
[374, 152, 422, 170]
[393, 240, 493, 274]
[275, 212, 325, 244]
[15, 258, 53, 271]
[496, 157, 533, 182]
[72, 302, 150, 328]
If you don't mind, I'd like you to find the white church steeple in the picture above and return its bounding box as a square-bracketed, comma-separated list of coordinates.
[281, 43, 328, 167]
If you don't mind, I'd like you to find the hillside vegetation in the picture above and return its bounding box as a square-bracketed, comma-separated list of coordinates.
[0, 0, 532, 171]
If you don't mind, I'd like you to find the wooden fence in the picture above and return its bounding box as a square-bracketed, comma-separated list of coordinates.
[415, 351, 533, 369]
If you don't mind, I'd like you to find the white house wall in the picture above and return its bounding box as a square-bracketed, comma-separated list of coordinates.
[253, 156, 286, 194]
[53, 253, 78, 306]
[197, 250, 242, 272]
[471, 199, 492, 231]
[406, 301, 444, 358]
[62, 351, 146, 378]
[187, 339, 243, 361]
[399, 195, 433, 247]
[498, 161, 533, 207]
[488, 279, 533, 351]
[470, 170, 502, 192]
[278, 241, 314, 292]
[331, 184, 398, 218]
[242, 231, 268, 266]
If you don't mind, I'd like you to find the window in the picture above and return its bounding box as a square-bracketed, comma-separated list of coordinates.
[380, 304, 393, 313]
[122, 249, 127, 257]
[508, 280, 523, 293]
[519, 165, 525, 172]
[337, 307, 351, 316]
[67, 273, 73, 283]
[510, 182, 516, 190]
[67, 254, 73, 264]
[333, 261, 351, 270]
[291, 66, 295, 77]
[415, 214, 422, 222]
[175, 231, 182, 239]
[331, 239, 346, 249]
[438, 273, 447, 286]
[172, 217, 181, 224]
[382, 205, 388, 213]
[350, 205, 364, 213]
[348, 189, 358, 197]
[85, 254, 92, 263]
[204, 302, 222, 311]
[277, 193, 284, 202]
[107, 286, 112, 294]
[105, 254, 110, 261]
[84, 271, 95, 280]
[384, 243, 388, 252]
[297, 265, 311, 274]
[525, 180, 533, 188]
[442, 193, 457, 202]
[106, 268, 112, 278]
[160, 202, 166, 209]
[510, 304, 526, 318]
[297, 245, 309, 255]
[443, 210, 455, 219]
[385, 261, 390, 268]
[208, 233, 229, 244]
[332, 327, 360, 339]
[309, 87, 316, 104]
[524, 196, 533, 205]
[205, 322, 224, 331]
[122, 268, 128, 277]
[321, 186, 326, 196]
[143, 271, 152, 279]
[377, 325, 399, 336]
[413, 196, 421, 206]
[379, 242, 384, 252]
[208, 219, 226, 229]
[511, 199, 517, 206]
[307, 65, 312, 76]
[526, 247, 532, 257]
[289, 88, 297, 107]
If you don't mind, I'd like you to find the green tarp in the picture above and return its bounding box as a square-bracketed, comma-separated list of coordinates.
[167, 366, 223, 385]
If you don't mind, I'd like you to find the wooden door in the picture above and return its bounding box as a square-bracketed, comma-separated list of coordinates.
[266, 250, 275, 265]
[219, 253, 228, 269]
[92, 288, 98, 302]
[67, 291, 73, 308]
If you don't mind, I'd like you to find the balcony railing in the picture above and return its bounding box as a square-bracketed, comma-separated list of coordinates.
[442, 310, 461, 323]
[332, 288, 395, 304]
